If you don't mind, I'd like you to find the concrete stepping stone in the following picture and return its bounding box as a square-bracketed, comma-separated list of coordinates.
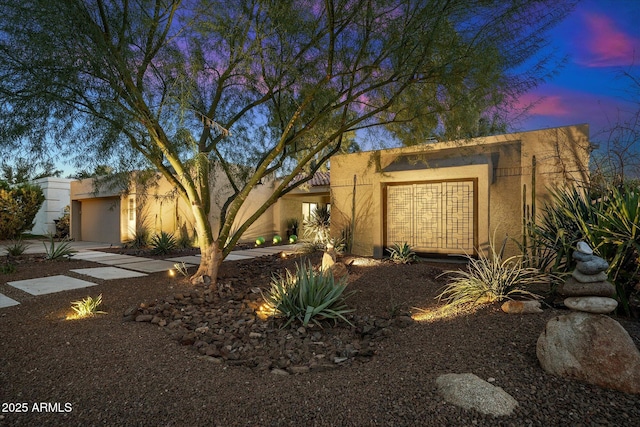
[70, 267, 148, 280]
[225, 253, 255, 261]
[0, 293, 20, 308]
[8, 275, 98, 295]
[120, 259, 193, 273]
[90, 255, 153, 265]
[166, 256, 202, 264]
[71, 251, 120, 260]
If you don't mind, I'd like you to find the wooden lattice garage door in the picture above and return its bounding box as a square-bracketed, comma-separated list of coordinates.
[385, 180, 476, 255]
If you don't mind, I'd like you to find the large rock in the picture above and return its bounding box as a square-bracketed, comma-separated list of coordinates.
[560, 277, 616, 297]
[564, 296, 618, 314]
[537, 312, 640, 394]
[570, 269, 608, 284]
[436, 373, 518, 416]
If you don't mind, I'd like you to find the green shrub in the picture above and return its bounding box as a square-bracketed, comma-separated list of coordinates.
[438, 235, 548, 307]
[150, 231, 177, 255]
[0, 182, 45, 239]
[260, 260, 354, 327]
[43, 235, 76, 260]
[387, 242, 417, 264]
[1, 263, 16, 274]
[54, 206, 70, 238]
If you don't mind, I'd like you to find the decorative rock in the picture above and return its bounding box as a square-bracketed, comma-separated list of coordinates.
[501, 300, 543, 314]
[270, 368, 290, 376]
[135, 314, 153, 322]
[436, 373, 519, 416]
[537, 311, 640, 394]
[571, 269, 608, 284]
[564, 296, 618, 314]
[321, 250, 336, 271]
[576, 258, 609, 275]
[560, 277, 616, 297]
[288, 366, 310, 374]
[576, 241, 593, 255]
[572, 251, 593, 262]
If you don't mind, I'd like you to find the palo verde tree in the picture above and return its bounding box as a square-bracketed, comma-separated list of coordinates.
[0, 0, 575, 285]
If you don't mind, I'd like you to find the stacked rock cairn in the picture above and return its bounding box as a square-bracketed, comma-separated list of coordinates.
[559, 241, 618, 314]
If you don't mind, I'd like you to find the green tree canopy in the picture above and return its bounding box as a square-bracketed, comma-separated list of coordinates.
[0, 0, 576, 283]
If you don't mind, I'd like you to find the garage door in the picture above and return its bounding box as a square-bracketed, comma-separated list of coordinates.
[385, 180, 476, 255]
[79, 198, 121, 244]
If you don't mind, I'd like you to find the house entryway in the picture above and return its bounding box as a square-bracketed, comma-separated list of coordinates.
[384, 179, 477, 255]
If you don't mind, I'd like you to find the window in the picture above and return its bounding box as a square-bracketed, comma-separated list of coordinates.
[128, 198, 135, 221]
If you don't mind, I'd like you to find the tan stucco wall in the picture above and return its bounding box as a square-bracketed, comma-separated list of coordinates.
[331, 125, 591, 258]
[70, 173, 281, 245]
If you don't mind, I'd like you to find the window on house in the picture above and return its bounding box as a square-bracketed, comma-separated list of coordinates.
[128, 198, 135, 221]
[302, 202, 318, 221]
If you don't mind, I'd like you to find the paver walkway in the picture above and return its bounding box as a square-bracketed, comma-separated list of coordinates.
[0, 244, 301, 309]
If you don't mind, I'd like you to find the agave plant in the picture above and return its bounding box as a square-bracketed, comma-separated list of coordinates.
[260, 260, 354, 327]
[386, 242, 417, 264]
[4, 238, 29, 256]
[150, 231, 177, 255]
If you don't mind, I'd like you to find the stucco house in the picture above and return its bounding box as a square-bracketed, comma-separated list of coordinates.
[329, 125, 592, 258]
[69, 171, 329, 245]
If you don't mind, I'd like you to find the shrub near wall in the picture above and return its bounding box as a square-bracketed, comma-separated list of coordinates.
[0, 182, 45, 239]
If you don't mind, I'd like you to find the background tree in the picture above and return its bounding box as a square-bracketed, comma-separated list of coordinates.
[0, 0, 575, 284]
[591, 70, 640, 189]
[1, 158, 61, 186]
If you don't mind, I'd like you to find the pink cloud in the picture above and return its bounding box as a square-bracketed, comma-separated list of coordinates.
[516, 92, 571, 117]
[578, 13, 639, 67]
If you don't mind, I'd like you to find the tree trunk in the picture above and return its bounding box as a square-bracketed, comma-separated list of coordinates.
[190, 240, 223, 288]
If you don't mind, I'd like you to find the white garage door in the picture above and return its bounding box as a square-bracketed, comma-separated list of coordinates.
[386, 180, 476, 255]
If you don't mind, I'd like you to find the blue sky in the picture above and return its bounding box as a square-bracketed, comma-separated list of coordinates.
[516, 0, 640, 142]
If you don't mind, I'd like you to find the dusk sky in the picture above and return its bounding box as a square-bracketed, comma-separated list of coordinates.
[517, 0, 640, 143]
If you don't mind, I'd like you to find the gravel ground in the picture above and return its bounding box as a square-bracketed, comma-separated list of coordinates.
[0, 250, 639, 426]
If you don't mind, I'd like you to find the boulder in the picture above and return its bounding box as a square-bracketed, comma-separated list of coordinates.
[501, 300, 543, 314]
[560, 277, 616, 297]
[537, 312, 640, 394]
[570, 269, 608, 284]
[564, 296, 618, 314]
[436, 373, 518, 416]
[576, 258, 609, 275]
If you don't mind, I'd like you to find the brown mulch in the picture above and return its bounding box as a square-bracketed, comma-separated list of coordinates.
[0, 250, 639, 426]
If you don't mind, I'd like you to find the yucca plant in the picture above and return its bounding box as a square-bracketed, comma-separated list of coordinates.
[303, 205, 331, 245]
[150, 231, 177, 255]
[261, 260, 354, 327]
[43, 235, 76, 260]
[437, 234, 548, 307]
[70, 294, 106, 319]
[386, 242, 417, 264]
